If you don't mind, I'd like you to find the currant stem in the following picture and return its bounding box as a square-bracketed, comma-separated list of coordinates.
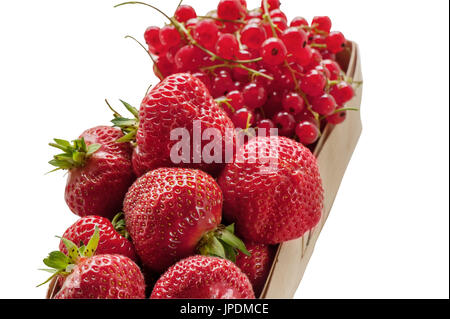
[202, 63, 274, 81]
[124, 35, 163, 78]
[262, 0, 277, 38]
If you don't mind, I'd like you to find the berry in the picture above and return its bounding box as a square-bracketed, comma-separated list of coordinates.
[311, 16, 332, 33]
[242, 82, 267, 110]
[281, 27, 308, 55]
[260, 37, 287, 65]
[330, 81, 355, 105]
[124, 168, 248, 272]
[322, 59, 341, 80]
[216, 33, 239, 60]
[174, 44, 202, 72]
[49, 126, 135, 219]
[144, 26, 164, 55]
[151, 256, 255, 299]
[300, 69, 327, 97]
[42, 229, 145, 299]
[326, 31, 346, 53]
[290, 16, 308, 27]
[159, 25, 181, 49]
[262, 0, 280, 10]
[132, 73, 234, 176]
[226, 90, 245, 111]
[175, 5, 197, 23]
[218, 136, 324, 244]
[269, 9, 287, 21]
[273, 111, 296, 136]
[256, 119, 275, 136]
[326, 110, 347, 124]
[232, 108, 255, 129]
[295, 121, 320, 145]
[211, 69, 235, 97]
[59, 215, 136, 261]
[217, 0, 245, 20]
[193, 19, 219, 49]
[295, 45, 313, 66]
[312, 93, 337, 116]
[241, 23, 267, 50]
[236, 243, 276, 296]
[282, 92, 305, 115]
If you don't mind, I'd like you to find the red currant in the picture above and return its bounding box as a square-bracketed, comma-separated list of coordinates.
[282, 92, 305, 115]
[272, 17, 288, 34]
[174, 5, 197, 23]
[295, 121, 320, 145]
[191, 71, 211, 90]
[273, 112, 296, 137]
[256, 119, 275, 136]
[311, 93, 337, 116]
[262, 0, 280, 10]
[300, 69, 327, 97]
[144, 26, 164, 55]
[311, 16, 332, 33]
[216, 33, 239, 60]
[326, 110, 347, 124]
[211, 70, 235, 98]
[326, 31, 346, 53]
[232, 108, 255, 129]
[322, 59, 341, 80]
[217, 0, 245, 20]
[281, 27, 308, 55]
[159, 25, 181, 49]
[242, 83, 267, 110]
[330, 82, 355, 105]
[290, 16, 308, 27]
[226, 90, 245, 111]
[260, 37, 287, 65]
[193, 19, 219, 49]
[241, 24, 267, 50]
[294, 45, 313, 66]
[269, 9, 287, 21]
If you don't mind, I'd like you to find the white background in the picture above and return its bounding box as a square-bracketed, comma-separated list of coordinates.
[0, 0, 448, 299]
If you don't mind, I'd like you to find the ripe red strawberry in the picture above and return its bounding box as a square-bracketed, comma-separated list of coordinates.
[218, 136, 324, 244]
[151, 255, 255, 299]
[49, 126, 135, 219]
[235, 242, 276, 296]
[132, 73, 235, 177]
[40, 228, 145, 299]
[124, 167, 249, 273]
[59, 214, 136, 261]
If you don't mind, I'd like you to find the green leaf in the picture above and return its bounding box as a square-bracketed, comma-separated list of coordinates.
[116, 131, 137, 143]
[225, 223, 235, 234]
[43, 251, 70, 270]
[48, 159, 73, 169]
[207, 237, 227, 259]
[219, 227, 251, 257]
[120, 100, 139, 118]
[84, 226, 100, 258]
[53, 139, 71, 148]
[86, 143, 101, 156]
[61, 238, 79, 263]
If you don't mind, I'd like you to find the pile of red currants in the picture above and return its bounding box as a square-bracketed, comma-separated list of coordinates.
[141, 0, 358, 145]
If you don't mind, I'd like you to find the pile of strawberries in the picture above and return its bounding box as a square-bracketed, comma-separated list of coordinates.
[143, 0, 358, 146]
[40, 0, 358, 300]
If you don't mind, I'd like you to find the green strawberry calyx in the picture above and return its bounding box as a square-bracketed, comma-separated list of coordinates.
[111, 212, 130, 239]
[37, 227, 100, 287]
[197, 224, 251, 263]
[48, 137, 101, 172]
[106, 99, 139, 144]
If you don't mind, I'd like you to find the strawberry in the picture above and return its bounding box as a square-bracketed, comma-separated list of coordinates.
[59, 214, 136, 261]
[49, 126, 135, 219]
[218, 136, 324, 244]
[114, 73, 235, 177]
[123, 167, 249, 273]
[235, 242, 276, 296]
[151, 255, 255, 299]
[40, 227, 145, 299]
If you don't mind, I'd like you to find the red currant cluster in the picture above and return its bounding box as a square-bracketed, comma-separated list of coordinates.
[142, 0, 357, 145]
